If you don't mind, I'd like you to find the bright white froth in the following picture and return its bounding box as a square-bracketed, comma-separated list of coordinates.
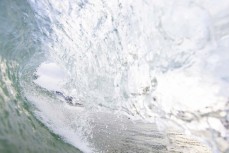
[28, 0, 229, 152]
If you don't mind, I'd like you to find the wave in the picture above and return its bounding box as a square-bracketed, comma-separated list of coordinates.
[1, 0, 229, 152]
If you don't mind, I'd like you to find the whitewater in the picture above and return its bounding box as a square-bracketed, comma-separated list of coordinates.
[0, 0, 229, 153]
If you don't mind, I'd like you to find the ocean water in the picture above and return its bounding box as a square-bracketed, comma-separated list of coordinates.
[0, 0, 229, 153]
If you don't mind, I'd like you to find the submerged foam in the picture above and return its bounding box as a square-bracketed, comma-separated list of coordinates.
[25, 0, 229, 152]
[29, 0, 229, 112]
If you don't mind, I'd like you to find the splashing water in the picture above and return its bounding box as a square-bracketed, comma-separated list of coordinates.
[1, 0, 229, 152]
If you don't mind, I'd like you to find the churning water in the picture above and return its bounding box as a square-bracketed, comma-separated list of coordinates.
[0, 0, 229, 152]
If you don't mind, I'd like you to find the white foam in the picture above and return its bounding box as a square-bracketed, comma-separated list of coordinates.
[155, 70, 226, 112]
[28, 0, 229, 152]
[26, 94, 93, 153]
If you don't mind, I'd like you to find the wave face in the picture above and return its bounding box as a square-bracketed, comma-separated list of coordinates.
[28, 0, 229, 112]
[1, 0, 229, 153]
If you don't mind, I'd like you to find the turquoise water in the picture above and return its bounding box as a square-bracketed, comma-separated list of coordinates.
[0, 0, 229, 153]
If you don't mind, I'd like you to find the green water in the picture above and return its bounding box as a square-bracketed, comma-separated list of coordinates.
[0, 0, 81, 152]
